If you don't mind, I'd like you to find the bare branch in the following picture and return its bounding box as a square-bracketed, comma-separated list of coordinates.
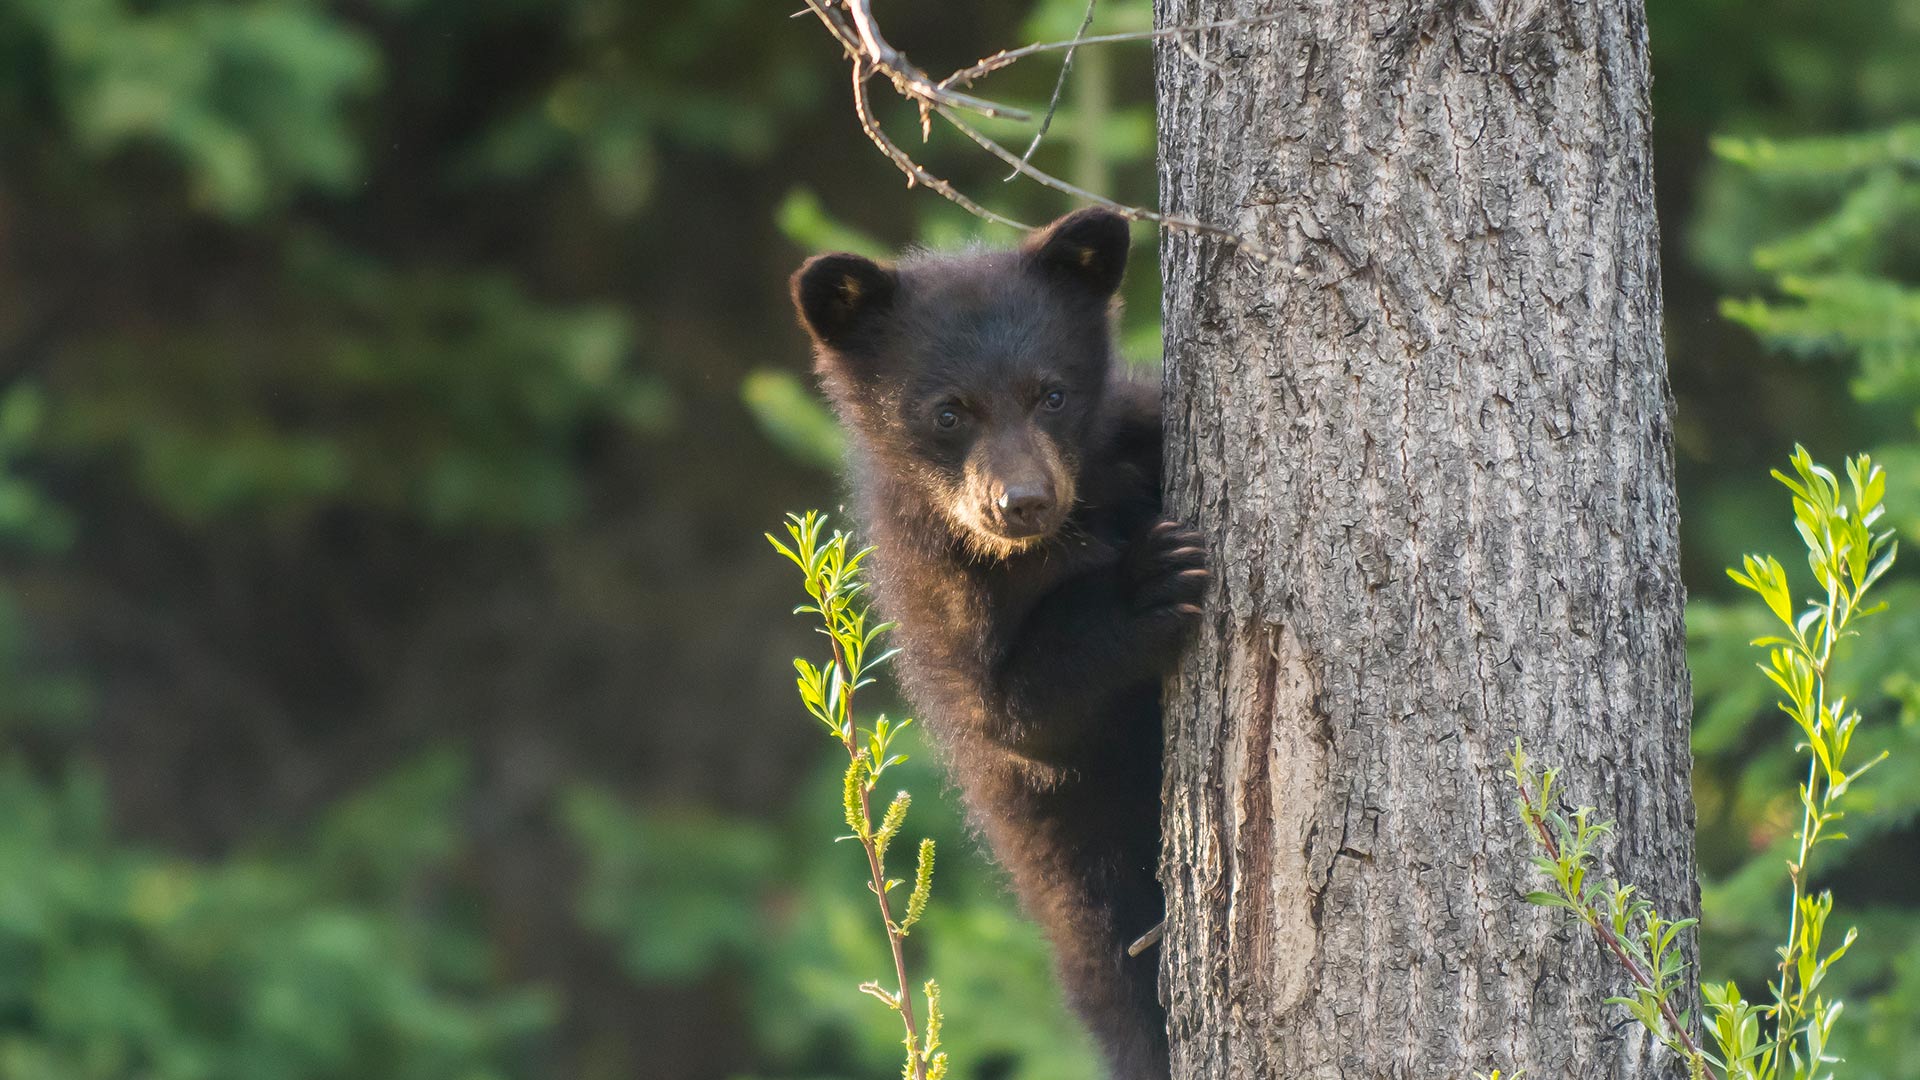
[937, 106, 1276, 260]
[798, 0, 1283, 258]
[801, 0, 861, 63]
[820, 0, 1033, 122]
[799, 0, 1030, 227]
[1126, 918, 1165, 957]
[1173, 27, 1224, 73]
[856, 67, 1030, 229]
[940, 14, 1284, 90]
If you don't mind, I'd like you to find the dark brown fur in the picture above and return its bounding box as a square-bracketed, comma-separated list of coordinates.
[791, 210, 1207, 1080]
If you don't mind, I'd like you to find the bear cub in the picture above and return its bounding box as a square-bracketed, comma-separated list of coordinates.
[790, 208, 1207, 1080]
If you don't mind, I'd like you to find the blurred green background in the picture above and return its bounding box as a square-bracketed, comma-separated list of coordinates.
[0, 0, 1916, 1077]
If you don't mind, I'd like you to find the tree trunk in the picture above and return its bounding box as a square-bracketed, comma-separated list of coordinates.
[1153, 2, 1698, 1077]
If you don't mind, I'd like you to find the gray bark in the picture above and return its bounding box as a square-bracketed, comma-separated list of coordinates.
[1152, 1, 1698, 1077]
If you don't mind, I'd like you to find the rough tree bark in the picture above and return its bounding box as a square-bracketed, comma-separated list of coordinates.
[1153, 1, 1697, 1077]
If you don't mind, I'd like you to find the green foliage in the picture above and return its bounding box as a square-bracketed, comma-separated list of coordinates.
[3, 1, 806, 531]
[50, 241, 668, 527]
[564, 742, 1100, 1080]
[770, 511, 945, 1080]
[1721, 451, 1895, 1080]
[0, 598, 90, 740]
[7, 0, 379, 217]
[1693, 498, 1920, 1076]
[4, 0, 1917, 1077]
[0, 2, 1150, 1076]
[460, 0, 821, 214]
[1676, 19, 1920, 1069]
[0, 384, 87, 740]
[1515, 450, 1900, 1080]
[1510, 745, 1707, 1070]
[1706, 122, 1920, 417]
[740, 369, 843, 473]
[0, 387, 73, 553]
[564, 788, 779, 981]
[776, 190, 890, 261]
[0, 752, 550, 1080]
[558, 507, 1103, 1080]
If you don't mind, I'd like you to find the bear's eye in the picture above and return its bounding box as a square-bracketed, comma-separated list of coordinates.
[935, 407, 961, 430]
[1041, 389, 1066, 412]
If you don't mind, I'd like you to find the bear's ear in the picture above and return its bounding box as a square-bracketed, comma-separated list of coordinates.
[1024, 208, 1130, 298]
[791, 253, 898, 347]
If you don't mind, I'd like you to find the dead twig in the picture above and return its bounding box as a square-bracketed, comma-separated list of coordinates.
[940, 15, 1283, 90]
[831, 0, 1032, 123]
[800, 0, 1283, 258]
[1006, 0, 1098, 181]
[857, 66, 1028, 229]
[937, 106, 1275, 260]
[802, 0, 1030, 226]
[1127, 919, 1165, 957]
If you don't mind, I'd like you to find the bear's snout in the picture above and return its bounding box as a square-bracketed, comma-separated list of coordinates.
[966, 426, 1073, 546]
[994, 481, 1057, 536]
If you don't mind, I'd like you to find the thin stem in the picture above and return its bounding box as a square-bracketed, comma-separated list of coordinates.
[1004, 0, 1096, 181]
[939, 14, 1287, 89]
[828, 632, 927, 1080]
[1771, 753, 1818, 1070]
[857, 70, 1027, 229]
[1515, 775, 1716, 1078]
[800, 0, 1281, 248]
[830, 0, 1032, 120]
[935, 106, 1279, 260]
[1769, 570, 1844, 1077]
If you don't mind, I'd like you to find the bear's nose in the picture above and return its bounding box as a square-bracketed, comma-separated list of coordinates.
[998, 484, 1056, 533]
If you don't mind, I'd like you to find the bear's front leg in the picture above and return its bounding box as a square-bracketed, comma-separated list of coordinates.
[985, 519, 1208, 760]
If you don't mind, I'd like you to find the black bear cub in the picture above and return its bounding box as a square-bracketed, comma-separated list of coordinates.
[791, 208, 1207, 1080]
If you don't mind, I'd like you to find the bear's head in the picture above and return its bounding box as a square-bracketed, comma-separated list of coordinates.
[791, 208, 1131, 558]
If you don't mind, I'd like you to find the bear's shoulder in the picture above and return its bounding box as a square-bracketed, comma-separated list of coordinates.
[1079, 375, 1163, 539]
